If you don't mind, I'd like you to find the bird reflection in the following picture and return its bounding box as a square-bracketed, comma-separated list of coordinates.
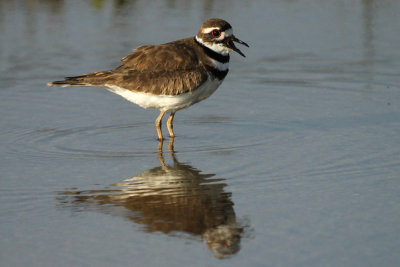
[58, 139, 244, 258]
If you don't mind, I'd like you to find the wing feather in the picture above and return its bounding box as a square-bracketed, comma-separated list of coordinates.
[50, 38, 208, 95]
[105, 69, 208, 95]
[110, 37, 207, 95]
[116, 38, 200, 72]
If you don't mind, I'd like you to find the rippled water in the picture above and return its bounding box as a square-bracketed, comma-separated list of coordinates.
[1, 0, 400, 266]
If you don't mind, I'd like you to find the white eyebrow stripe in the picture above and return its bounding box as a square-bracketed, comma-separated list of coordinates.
[201, 28, 233, 37]
[202, 27, 219, 34]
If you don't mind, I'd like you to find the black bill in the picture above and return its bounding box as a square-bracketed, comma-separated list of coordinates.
[226, 35, 249, 57]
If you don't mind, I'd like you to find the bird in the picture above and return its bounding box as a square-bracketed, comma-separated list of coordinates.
[48, 18, 248, 140]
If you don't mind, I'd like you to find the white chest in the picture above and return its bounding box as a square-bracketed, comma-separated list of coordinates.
[106, 78, 223, 112]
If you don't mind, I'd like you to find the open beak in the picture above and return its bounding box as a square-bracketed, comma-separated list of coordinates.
[226, 35, 249, 57]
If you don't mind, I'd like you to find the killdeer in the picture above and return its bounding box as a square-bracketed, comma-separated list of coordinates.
[48, 18, 248, 140]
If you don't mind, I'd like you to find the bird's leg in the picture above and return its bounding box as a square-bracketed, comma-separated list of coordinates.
[167, 112, 175, 138]
[155, 110, 166, 141]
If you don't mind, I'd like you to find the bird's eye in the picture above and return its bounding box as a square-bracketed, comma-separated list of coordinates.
[211, 29, 221, 38]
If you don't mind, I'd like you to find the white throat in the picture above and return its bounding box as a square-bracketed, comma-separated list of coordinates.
[195, 35, 230, 56]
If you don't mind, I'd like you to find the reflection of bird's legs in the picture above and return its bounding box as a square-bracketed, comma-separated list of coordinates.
[157, 144, 167, 169]
[167, 112, 175, 138]
[157, 138, 163, 153]
[155, 110, 166, 141]
[170, 146, 178, 165]
[168, 137, 174, 152]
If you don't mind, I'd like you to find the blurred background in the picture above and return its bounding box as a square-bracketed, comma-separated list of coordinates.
[1, 0, 400, 266]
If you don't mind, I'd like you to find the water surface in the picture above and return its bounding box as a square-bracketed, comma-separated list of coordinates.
[1, 0, 400, 266]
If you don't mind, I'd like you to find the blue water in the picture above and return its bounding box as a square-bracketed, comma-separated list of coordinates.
[1, 0, 400, 266]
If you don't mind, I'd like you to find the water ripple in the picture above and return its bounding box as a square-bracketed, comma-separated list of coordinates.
[5, 120, 269, 160]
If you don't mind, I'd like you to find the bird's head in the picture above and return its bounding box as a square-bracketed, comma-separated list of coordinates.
[196, 18, 249, 57]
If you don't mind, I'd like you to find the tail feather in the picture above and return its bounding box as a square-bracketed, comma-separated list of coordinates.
[47, 71, 112, 87]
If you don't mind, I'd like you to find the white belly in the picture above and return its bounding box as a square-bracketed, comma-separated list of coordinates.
[105, 78, 222, 112]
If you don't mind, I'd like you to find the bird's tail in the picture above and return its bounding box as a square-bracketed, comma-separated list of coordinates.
[47, 71, 113, 87]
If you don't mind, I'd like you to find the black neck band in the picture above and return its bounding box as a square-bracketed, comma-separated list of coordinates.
[194, 37, 230, 63]
[205, 66, 229, 80]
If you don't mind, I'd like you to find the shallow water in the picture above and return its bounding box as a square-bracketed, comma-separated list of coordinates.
[1, 0, 400, 266]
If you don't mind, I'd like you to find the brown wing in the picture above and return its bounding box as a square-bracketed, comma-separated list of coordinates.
[49, 38, 208, 95]
[116, 38, 201, 72]
[104, 37, 208, 95]
[105, 69, 208, 95]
